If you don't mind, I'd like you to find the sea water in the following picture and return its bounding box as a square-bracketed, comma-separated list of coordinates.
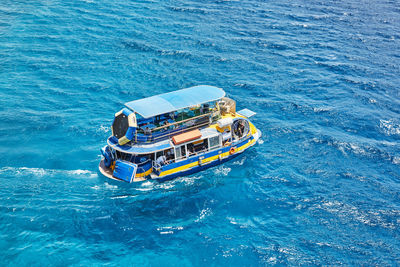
[1, 0, 400, 265]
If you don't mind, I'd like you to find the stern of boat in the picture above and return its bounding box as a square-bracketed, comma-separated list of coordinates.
[253, 129, 262, 142]
[99, 158, 148, 183]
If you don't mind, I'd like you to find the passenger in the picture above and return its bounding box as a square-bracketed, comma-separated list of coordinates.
[156, 154, 166, 166]
[185, 120, 195, 127]
[200, 104, 209, 114]
[166, 150, 174, 161]
[237, 121, 244, 137]
[201, 144, 207, 152]
[188, 144, 195, 155]
[199, 105, 204, 114]
[163, 120, 169, 131]
[144, 126, 151, 135]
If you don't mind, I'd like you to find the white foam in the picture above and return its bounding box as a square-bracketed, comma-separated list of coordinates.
[213, 166, 231, 176]
[97, 125, 110, 134]
[104, 182, 118, 189]
[177, 175, 201, 186]
[135, 181, 155, 191]
[141, 181, 153, 187]
[195, 208, 212, 222]
[331, 141, 368, 156]
[0, 167, 97, 178]
[135, 187, 154, 192]
[392, 157, 400, 165]
[157, 226, 183, 231]
[110, 195, 129, 199]
[157, 225, 184, 235]
[318, 200, 396, 229]
[159, 231, 174, 235]
[232, 157, 245, 166]
[227, 216, 238, 225]
[157, 183, 174, 190]
[380, 119, 400, 136]
[313, 106, 331, 112]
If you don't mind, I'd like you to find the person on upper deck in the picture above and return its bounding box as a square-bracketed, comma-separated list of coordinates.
[162, 120, 169, 131]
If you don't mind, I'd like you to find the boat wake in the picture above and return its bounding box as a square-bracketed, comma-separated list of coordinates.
[0, 167, 98, 178]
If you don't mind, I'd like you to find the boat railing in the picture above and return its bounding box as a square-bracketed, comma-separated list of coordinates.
[152, 112, 212, 132]
[129, 160, 152, 176]
[113, 152, 152, 167]
[134, 114, 213, 144]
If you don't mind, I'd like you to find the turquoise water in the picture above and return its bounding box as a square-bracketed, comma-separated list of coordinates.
[1, 0, 400, 265]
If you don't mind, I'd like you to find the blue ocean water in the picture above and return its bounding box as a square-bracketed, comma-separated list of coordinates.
[1, 0, 400, 265]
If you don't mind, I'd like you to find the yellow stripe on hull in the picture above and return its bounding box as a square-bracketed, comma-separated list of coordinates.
[158, 137, 257, 177]
[135, 167, 153, 178]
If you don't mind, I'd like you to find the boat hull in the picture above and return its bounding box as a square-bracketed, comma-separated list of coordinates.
[98, 129, 261, 183]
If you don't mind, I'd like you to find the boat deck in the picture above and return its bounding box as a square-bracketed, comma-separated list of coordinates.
[98, 160, 147, 182]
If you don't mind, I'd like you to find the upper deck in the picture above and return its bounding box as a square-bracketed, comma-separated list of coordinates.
[111, 86, 235, 146]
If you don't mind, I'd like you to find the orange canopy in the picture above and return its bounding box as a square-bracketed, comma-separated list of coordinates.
[172, 129, 202, 145]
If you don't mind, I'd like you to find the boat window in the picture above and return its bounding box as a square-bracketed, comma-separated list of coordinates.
[133, 155, 148, 164]
[115, 151, 135, 161]
[165, 148, 174, 161]
[187, 140, 208, 156]
[155, 148, 174, 166]
[155, 149, 173, 159]
[175, 145, 186, 160]
[209, 135, 221, 150]
[232, 119, 249, 140]
[155, 151, 163, 159]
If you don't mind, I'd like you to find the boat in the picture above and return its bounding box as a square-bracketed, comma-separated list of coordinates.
[99, 85, 261, 183]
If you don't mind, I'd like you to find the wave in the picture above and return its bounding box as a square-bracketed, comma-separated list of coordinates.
[311, 136, 400, 166]
[157, 225, 184, 235]
[121, 40, 194, 59]
[195, 207, 212, 222]
[380, 119, 400, 136]
[167, 6, 209, 14]
[213, 166, 231, 176]
[0, 167, 97, 178]
[315, 200, 399, 229]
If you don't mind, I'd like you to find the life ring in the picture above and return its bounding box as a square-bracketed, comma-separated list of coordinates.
[229, 147, 236, 155]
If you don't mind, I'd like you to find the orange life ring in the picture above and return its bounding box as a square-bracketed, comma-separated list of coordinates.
[110, 161, 116, 171]
[229, 147, 236, 155]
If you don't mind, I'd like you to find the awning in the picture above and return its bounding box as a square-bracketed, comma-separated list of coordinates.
[125, 85, 225, 118]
